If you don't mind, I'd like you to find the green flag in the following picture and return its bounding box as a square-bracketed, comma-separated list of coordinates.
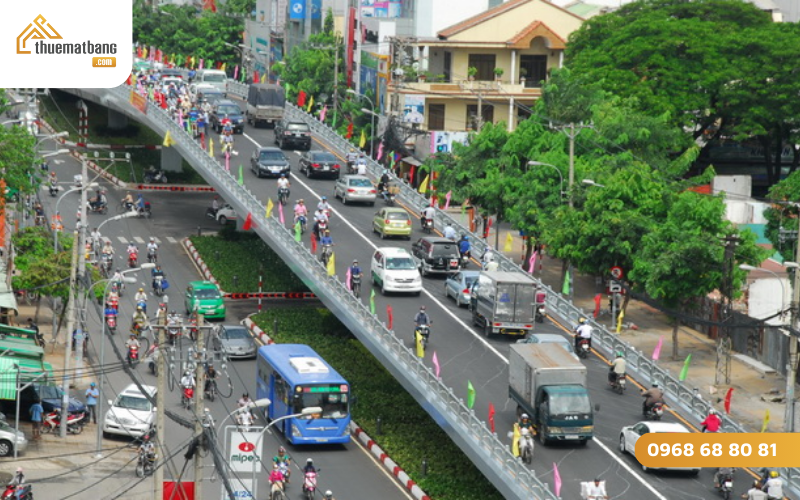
[467, 381, 476, 409]
[679, 353, 692, 381]
[562, 269, 571, 295]
[294, 221, 302, 242]
[237, 165, 244, 186]
[370, 289, 376, 315]
[389, 151, 395, 169]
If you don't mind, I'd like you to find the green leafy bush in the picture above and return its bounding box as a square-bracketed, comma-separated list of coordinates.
[251, 308, 502, 500]
[190, 234, 309, 293]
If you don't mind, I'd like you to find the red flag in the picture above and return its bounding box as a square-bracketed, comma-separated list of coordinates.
[243, 213, 253, 231]
[156, 49, 162, 63]
[409, 165, 416, 186]
[484, 217, 493, 239]
[136, 46, 142, 59]
[203, 0, 217, 12]
[253, 70, 259, 84]
[346, 121, 354, 139]
[126, 73, 132, 86]
[724, 387, 734, 414]
[488, 403, 495, 433]
[387, 305, 393, 330]
[297, 90, 307, 107]
[311, 233, 317, 253]
[593, 293, 602, 318]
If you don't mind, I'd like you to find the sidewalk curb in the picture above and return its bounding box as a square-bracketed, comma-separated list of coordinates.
[182, 238, 220, 287]
[241, 317, 431, 500]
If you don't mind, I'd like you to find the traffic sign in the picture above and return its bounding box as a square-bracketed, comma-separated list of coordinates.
[610, 266, 624, 280]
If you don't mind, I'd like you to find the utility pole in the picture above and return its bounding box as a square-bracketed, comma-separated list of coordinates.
[333, 47, 339, 117]
[154, 315, 167, 499]
[74, 157, 89, 384]
[59, 230, 79, 438]
[715, 235, 740, 385]
[786, 227, 800, 431]
[194, 313, 206, 499]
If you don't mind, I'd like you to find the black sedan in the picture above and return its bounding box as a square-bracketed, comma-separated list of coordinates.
[209, 100, 245, 134]
[299, 151, 342, 179]
[251, 147, 290, 178]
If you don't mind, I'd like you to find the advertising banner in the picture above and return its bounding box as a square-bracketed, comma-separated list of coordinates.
[402, 95, 424, 124]
[289, 0, 305, 19]
[228, 429, 263, 472]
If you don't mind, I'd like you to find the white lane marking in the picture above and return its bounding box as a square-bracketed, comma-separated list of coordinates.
[242, 132, 507, 363]
[166, 236, 178, 244]
[593, 437, 670, 500]
[117, 236, 128, 244]
[133, 236, 145, 244]
[245, 131, 665, 496]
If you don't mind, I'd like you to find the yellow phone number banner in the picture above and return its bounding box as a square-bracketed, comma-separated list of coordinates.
[636, 433, 800, 468]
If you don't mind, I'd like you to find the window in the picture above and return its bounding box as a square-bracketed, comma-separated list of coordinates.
[466, 104, 494, 130]
[428, 104, 445, 130]
[467, 54, 496, 81]
[287, 123, 310, 131]
[259, 151, 287, 161]
[386, 257, 416, 270]
[349, 178, 372, 187]
[520, 55, 547, 88]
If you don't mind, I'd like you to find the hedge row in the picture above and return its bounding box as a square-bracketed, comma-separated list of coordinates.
[189, 232, 309, 293]
[251, 309, 502, 500]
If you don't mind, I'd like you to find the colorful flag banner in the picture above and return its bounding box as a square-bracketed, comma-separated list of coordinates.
[237, 165, 244, 186]
[432, 351, 440, 378]
[242, 213, 253, 231]
[306, 95, 314, 113]
[512, 423, 520, 457]
[320, 105, 327, 122]
[467, 381, 476, 409]
[679, 353, 692, 381]
[724, 387, 734, 414]
[345, 267, 352, 290]
[418, 175, 429, 194]
[761, 409, 770, 433]
[297, 90, 307, 107]
[377, 142, 384, 160]
[346, 121, 354, 139]
[387, 305, 393, 330]
[488, 403, 495, 433]
[326, 252, 335, 276]
[278, 202, 285, 225]
[162, 131, 175, 147]
[294, 221, 302, 242]
[444, 191, 452, 210]
[266, 198, 274, 218]
[562, 269, 571, 295]
[593, 293, 602, 317]
[234, 65, 239, 80]
[652, 336, 664, 361]
[529, 252, 539, 274]
[310, 233, 317, 254]
[503, 232, 513, 252]
[359, 129, 366, 148]
[208, 136, 214, 157]
[616, 308, 625, 334]
[415, 331, 425, 358]
[553, 464, 562, 497]
[370, 289, 376, 315]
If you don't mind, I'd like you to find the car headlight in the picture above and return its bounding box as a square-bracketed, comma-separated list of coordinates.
[342, 428, 349, 437]
[292, 424, 301, 437]
[413, 277, 422, 282]
[107, 414, 118, 423]
[385, 276, 395, 282]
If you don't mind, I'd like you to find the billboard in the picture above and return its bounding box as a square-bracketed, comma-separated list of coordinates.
[228, 429, 263, 472]
[431, 131, 470, 154]
[361, 0, 403, 18]
[403, 95, 424, 124]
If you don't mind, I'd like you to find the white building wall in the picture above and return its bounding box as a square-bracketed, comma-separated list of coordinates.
[749, 278, 790, 327]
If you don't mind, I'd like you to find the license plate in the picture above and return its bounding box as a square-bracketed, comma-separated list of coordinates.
[323, 166, 329, 170]
[724, 482, 733, 488]
[563, 435, 580, 440]
[392, 223, 405, 227]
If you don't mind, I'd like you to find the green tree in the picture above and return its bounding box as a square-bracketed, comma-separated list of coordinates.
[764, 170, 800, 262]
[0, 124, 37, 197]
[630, 191, 765, 358]
[12, 227, 73, 300]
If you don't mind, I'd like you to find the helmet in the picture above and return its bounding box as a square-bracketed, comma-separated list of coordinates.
[184, 371, 191, 376]
[137, 306, 143, 311]
[306, 458, 313, 464]
[616, 351, 624, 358]
[709, 409, 717, 415]
[143, 434, 150, 441]
[324, 229, 330, 235]
[771, 471, 779, 478]
[521, 413, 529, 419]
[579, 317, 587, 324]
[353, 260, 358, 264]
[150, 237, 155, 241]
[171, 310, 176, 315]
[464, 236, 470, 241]
[420, 305, 427, 311]
[652, 383, 659, 388]
[280, 174, 286, 178]
[278, 446, 286, 454]
[16, 467, 22, 473]
[139, 288, 144, 292]
[325, 491, 333, 498]
[243, 393, 249, 398]
[321, 196, 327, 201]
[299, 199, 304, 203]
[90, 382, 96, 387]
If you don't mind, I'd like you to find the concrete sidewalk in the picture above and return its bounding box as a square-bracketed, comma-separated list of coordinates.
[489, 225, 790, 432]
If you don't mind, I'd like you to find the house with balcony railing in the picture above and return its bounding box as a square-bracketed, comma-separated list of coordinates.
[391, 0, 584, 132]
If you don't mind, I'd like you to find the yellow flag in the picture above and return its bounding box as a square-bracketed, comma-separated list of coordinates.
[359, 129, 366, 148]
[415, 331, 425, 358]
[307, 95, 314, 113]
[503, 231, 513, 252]
[142, 47, 148, 59]
[261, 74, 267, 83]
[761, 409, 770, 432]
[162, 131, 175, 147]
[221, 63, 226, 72]
[191, 56, 196, 68]
[616, 308, 625, 334]
[418, 175, 429, 194]
[512, 423, 521, 457]
[326, 251, 336, 276]
[209, 137, 214, 156]
[266, 198, 274, 218]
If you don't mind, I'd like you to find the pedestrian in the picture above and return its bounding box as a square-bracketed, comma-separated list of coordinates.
[29, 399, 43, 440]
[85, 382, 99, 424]
[25, 318, 43, 347]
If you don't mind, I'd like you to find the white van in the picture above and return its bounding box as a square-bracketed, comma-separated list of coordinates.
[103, 384, 157, 438]
[196, 69, 228, 94]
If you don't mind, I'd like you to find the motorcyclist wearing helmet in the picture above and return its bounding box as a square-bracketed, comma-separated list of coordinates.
[763, 470, 783, 499]
[458, 235, 471, 261]
[713, 466, 735, 490]
[585, 478, 608, 500]
[518, 413, 533, 431]
[135, 287, 148, 308]
[303, 458, 317, 474]
[414, 306, 431, 327]
[126, 332, 141, 350]
[181, 370, 195, 390]
[317, 196, 331, 215]
[640, 383, 664, 415]
[269, 462, 285, 488]
[345, 148, 358, 172]
[274, 446, 291, 466]
[277, 173, 290, 193]
[701, 408, 722, 433]
[574, 317, 593, 353]
[131, 306, 148, 334]
[608, 351, 626, 385]
[324, 491, 336, 500]
[139, 433, 156, 458]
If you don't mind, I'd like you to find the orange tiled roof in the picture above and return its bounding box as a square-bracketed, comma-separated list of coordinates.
[506, 20, 567, 49]
[437, 0, 584, 39]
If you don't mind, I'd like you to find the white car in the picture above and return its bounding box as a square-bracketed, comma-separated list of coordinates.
[0, 417, 27, 457]
[618, 421, 700, 474]
[103, 384, 157, 439]
[215, 204, 238, 225]
[370, 247, 422, 295]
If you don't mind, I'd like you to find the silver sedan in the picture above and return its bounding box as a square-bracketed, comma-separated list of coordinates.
[334, 175, 377, 205]
[212, 325, 257, 359]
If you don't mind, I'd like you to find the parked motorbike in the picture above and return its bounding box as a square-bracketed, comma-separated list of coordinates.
[577, 338, 591, 359]
[302, 471, 318, 500]
[1, 484, 32, 500]
[644, 402, 664, 421]
[136, 448, 158, 477]
[144, 169, 168, 184]
[42, 410, 85, 434]
[128, 345, 139, 367]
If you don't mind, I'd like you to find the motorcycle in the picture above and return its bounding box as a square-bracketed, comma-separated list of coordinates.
[144, 169, 168, 184]
[381, 186, 395, 206]
[460, 250, 471, 269]
[105, 311, 117, 334]
[136, 449, 158, 477]
[519, 429, 534, 465]
[1, 484, 32, 500]
[137, 300, 148, 314]
[278, 187, 290, 206]
[577, 338, 591, 359]
[128, 251, 138, 268]
[204, 379, 217, 402]
[277, 461, 291, 485]
[187, 318, 198, 341]
[644, 401, 664, 421]
[42, 410, 85, 434]
[320, 244, 333, 266]
[415, 324, 431, 350]
[128, 345, 140, 367]
[315, 219, 328, 240]
[610, 372, 626, 394]
[351, 274, 362, 299]
[86, 200, 108, 215]
[535, 292, 546, 323]
[48, 183, 58, 197]
[167, 322, 181, 345]
[421, 217, 434, 234]
[716, 471, 734, 500]
[147, 249, 157, 264]
[101, 254, 113, 276]
[302, 471, 317, 500]
[152, 276, 164, 297]
[296, 215, 307, 235]
[182, 386, 194, 410]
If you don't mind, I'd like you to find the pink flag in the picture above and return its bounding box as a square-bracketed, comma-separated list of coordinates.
[225, 152, 230, 172]
[553, 463, 562, 497]
[652, 336, 664, 361]
[377, 142, 384, 161]
[432, 351, 440, 378]
[345, 267, 352, 290]
[198, 58, 204, 70]
[528, 251, 538, 273]
[278, 202, 285, 225]
[444, 191, 452, 210]
[320, 105, 327, 122]
[234, 65, 239, 80]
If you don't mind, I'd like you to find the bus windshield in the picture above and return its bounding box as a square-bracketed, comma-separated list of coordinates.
[296, 386, 349, 419]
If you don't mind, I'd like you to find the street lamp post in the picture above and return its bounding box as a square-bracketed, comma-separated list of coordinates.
[53, 181, 99, 251]
[348, 90, 375, 149]
[527, 161, 564, 202]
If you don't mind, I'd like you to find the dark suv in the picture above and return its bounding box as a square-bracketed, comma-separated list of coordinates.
[411, 237, 461, 276]
[209, 100, 245, 134]
[275, 120, 312, 150]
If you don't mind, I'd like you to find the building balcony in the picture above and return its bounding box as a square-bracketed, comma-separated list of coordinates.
[394, 79, 543, 98]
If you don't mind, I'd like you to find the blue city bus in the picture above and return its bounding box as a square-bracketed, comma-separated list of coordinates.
[256, 344, 351, 444]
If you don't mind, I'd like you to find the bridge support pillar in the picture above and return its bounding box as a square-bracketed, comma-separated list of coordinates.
[107, 109, 128, 130]
[160, 146, 183, 173]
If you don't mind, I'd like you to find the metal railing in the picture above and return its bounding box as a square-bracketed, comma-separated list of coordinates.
[64, 84, 558, 500]
[225, 80, 800, 492]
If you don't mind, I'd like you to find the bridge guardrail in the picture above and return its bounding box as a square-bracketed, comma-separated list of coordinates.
[93, 83, 558, 500]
